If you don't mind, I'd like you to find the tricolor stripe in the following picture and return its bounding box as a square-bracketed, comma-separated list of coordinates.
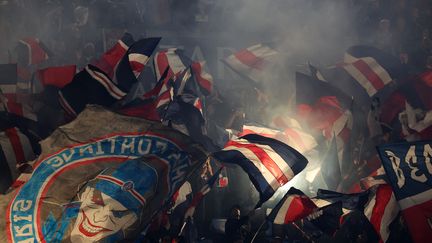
[214, 134, 308, 202]
[269, 188, 318, 225]
[191, 61, 213, 95]
[86, 66, 126, 100]
[154, 48, 187, 81]
[273, 195, 317, 224]
[224, 140, 291, 189]
[92, 33, 133, 79]
[224, 44, 278, 82]
[364, 184, 399, 243]
[341, 55, 392, 96]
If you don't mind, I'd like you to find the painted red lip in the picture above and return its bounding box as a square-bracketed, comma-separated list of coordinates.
[78, 209, 112, 237]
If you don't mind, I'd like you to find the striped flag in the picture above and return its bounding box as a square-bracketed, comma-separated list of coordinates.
[240, 124, 317, 154]
[113, 37, 161, 92]
[325, 45, 406, 99]
[378, 140, 432, 243]
[59, 37, 161, 117]
[364, 184, 399, 243]
[59, 65, 124, 117]
[191, 61, 213, 95]
[212, 134, 308, 203]
[154, 49, 213, 95]
[341, 45, 405, 97]
[92, 32, 135, 79]
[268, 187, 317, 224]
[154, 48, 189, 81]
[184, 167, 223, 219]
[223, 43, 278, 83]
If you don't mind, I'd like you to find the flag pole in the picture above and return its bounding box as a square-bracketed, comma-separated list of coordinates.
[249, 220, 266, 243]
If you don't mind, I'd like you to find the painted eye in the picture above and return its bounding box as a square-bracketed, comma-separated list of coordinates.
[112, 210, 129, 218]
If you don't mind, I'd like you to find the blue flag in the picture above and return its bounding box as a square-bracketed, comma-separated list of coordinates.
[377, 140, 432, 243]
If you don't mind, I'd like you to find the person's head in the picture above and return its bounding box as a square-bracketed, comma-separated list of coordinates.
[230, 205, 241, 219]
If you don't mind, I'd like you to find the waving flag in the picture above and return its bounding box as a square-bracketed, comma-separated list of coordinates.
[60, 37, 161, 117]
[320, 45, 407, 103]
[154, 48, 213, 96]
[222, 43, 278, 83]
[378, 140, 432, 243]
[240, 124, 317, 154]
[114, 37, 161, 92]
[268, 187, 317, 224]
[184, 167, 223, 219]
[154, 48, 190, 80]
[92, 32, 134, 79]
[59, 65, 123, 117]
[213, 134, 308, 203]
[191, 61, 213, 95]
[364, 184, 399, 243]
[341, 46, 395, 97]
[6, 105, 208, 243]
[315, 189, 370, 211]
[37, 65, 76, 88]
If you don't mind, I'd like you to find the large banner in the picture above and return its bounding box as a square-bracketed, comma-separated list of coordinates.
[6, 105, 207, 242]
[378, 141, 432, 243]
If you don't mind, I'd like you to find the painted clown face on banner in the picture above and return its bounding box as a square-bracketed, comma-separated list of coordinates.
[71, 186, 138, 242]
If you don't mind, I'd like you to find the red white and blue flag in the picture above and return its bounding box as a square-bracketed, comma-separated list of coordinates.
[92, 32, 134, 79]
[364, 184, 399, 243]
[378, 140, 432, 243]
[239, 124, 317, 154]
[191, 61, 213, 95]
[223, 43, 278, 83]
[59, 37, 160, 117]
[154, 49, 213, 95]
[154, 48, 188, 81]
[212, 134, 308, 203]
[113, 37, 161, 92]
[268, 187, 318, 224]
